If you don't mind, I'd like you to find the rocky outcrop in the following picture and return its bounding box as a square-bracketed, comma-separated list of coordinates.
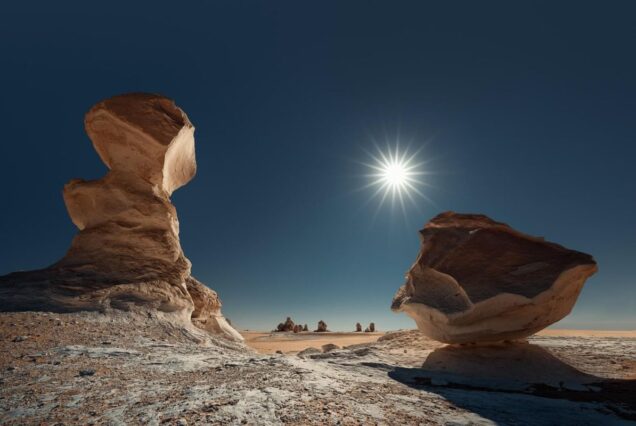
[355, 323, 362, 332]
[293, 324, 302, 333]
[364, 323, 375, 333]
[296, 347, 321, 358]
[276, 317, 295, 332]
[0, 93, 242, 341]
[391, 212, 597, 344]
[314, 320, 328, 332]
[187, 277, 243, 341]
[303, 324, 308, 332]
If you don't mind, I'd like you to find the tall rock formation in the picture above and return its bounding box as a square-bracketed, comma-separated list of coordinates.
[0, 93, 242, 341]
[391, 212, 597, 344]
[355, 323, 362, 332]
[314, 320, 328, 332]
[276, 317, 295, 332]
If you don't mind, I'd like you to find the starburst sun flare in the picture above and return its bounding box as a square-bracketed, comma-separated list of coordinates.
[362, 144, 433, 213]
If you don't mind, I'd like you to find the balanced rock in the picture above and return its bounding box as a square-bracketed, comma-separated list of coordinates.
[314, 320, 328, 332]
[355, 323, 362, 332]
[0, 93, 242, 341]
[391, 212, 597, 344]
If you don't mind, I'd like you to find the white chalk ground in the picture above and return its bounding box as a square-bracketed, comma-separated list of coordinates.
[0, 312, 634, 425]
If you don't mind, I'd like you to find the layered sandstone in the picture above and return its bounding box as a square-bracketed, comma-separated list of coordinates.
[391, 212, 597, 344]
[0, 93, 241, 341]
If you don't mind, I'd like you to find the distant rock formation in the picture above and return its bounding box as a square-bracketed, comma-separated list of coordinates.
[355, 323, 362, 332]
[303, 324, 308, 332]
[364, 323, 375, 332]
[391, 212, 597, 344]
[276, 317, 295, 332]
[293, 324, 302, 333]
[314, 320, 328, 332]
[0, 93, 242, 341]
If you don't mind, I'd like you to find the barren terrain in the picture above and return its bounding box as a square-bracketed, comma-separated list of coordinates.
[1, 312, 634, 425]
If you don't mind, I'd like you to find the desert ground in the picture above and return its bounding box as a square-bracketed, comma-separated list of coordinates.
[241, 331, 385, 354]
[242, 329, 636, 355]
[1, 311, 634, 425]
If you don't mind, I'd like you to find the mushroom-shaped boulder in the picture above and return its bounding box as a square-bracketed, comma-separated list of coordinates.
[391, 212, 597, 344]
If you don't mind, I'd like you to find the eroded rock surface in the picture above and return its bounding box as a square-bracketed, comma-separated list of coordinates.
[0, 93, 241, 341]
[391, 212, 597, 344]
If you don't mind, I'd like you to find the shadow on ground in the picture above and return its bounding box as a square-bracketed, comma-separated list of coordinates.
[368, 343, 636, 424]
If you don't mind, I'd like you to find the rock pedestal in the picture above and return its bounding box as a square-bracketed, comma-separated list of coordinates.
[391, 212, 597, 344]
[0, 93, 242, 341]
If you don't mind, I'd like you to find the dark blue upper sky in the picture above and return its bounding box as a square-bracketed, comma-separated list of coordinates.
[1, 1, 634, 330]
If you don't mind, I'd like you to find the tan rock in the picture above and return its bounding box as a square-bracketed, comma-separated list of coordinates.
[391, 212, 597, 344]
[314, 320, 328, 332]
[0, 93, 241, 341]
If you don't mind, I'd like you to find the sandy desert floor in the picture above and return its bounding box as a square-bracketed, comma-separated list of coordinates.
[241, 331, 385, 354]
[0, 312, 635, 425]
[242, 329, 636, 355]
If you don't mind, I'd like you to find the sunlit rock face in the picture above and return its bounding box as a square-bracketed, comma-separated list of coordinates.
[391, 212, 597, 344]
[0, 93, 242, 341]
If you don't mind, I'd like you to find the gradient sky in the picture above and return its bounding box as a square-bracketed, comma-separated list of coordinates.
[1, 2, 634, 331]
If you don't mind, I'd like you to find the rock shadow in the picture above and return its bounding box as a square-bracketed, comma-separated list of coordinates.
[382, 342, 636, 423]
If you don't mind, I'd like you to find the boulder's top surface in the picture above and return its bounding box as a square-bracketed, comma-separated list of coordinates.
[404, 211, 596, 313]
[85, 93, 196, 194]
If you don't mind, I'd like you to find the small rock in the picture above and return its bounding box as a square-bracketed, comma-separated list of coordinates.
[12, 335, 28, 342]
[176, 418, 188, 426]
[275, 350, 284, 355]
[297, 347, 321, 358]
[79, 369, 96, 377]
[321, 343, 340, 353]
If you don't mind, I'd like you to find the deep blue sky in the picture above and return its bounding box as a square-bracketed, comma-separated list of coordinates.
[1, 1, 634, 331]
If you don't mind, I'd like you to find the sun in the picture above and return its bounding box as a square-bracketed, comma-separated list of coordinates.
[381, 161, 408, 189]
[361, 144, 433, 213]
